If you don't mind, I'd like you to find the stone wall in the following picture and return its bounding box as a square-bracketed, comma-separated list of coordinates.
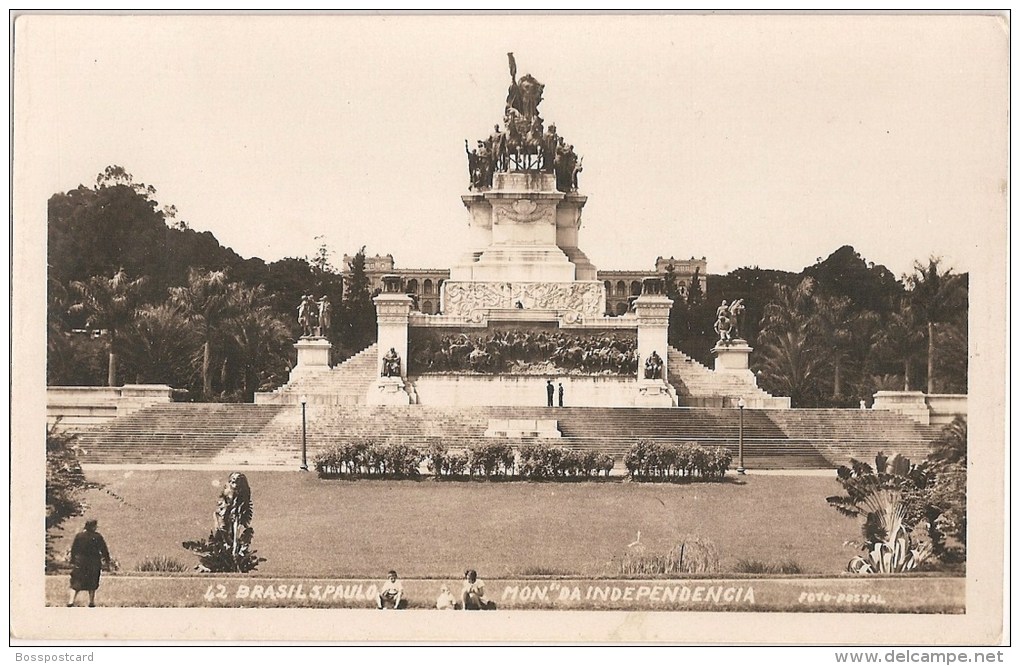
[47, 385, 173, 430]
[407, 375, 665, 407]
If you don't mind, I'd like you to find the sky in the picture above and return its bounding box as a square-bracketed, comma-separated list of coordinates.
[14, 13, 1008, 279]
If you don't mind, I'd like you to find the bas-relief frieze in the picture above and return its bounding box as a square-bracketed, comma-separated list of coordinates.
[443, 281, 605, 318]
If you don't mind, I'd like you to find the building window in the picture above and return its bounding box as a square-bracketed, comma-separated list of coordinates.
[616, 281, 627, 297]
[423, 300, 434, 314]
[423, 279, 433, 295]
[406, 278, 418, 294]
[630, 280, 642, 296]
[616, 302, 628, 316]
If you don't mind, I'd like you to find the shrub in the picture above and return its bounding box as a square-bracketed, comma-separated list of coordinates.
[136, 555, 189, 573]
[466, 441, 515, 478]
[615, 535, 720, 576]
[827, 452, 935, 573]
[516, 443, 614, 480]
[315, 440, 423, 479]
[624, 441, 731, 482]
[734, 558, 803, 574]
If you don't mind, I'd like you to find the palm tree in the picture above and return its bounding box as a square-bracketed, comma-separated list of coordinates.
[119, 303, 200, 387]
[170, 269, 234, 399]
[907, 258, 964, 394]
[876, 306, 924, 391]
[223, 284, 291, 400]
[68, 269, 147, 386]
[811, 295, 854, 399]
[756, 325, 825, 407]
[756, 279, 825, 405]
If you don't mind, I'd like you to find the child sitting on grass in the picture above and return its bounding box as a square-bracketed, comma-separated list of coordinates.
[436, 584, 457, 610]
[377, 570, 405, 609]
[461, 569, 496, 610]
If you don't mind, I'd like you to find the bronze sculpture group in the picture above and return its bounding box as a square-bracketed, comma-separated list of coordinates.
[714, 299, 745, 343]
[465, 53, 582, 192]
[297, 294, 332, 338]
[409, 329, 638, 375]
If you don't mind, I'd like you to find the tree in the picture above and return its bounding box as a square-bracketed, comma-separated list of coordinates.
[661, 263, 684, 345]
[45, 425, 102, 569]
[223, 284, 292, 401]
[803, 245, 902, 315]
[925, 417, 967, 560]
[907, 258, 965, 394]
[340, 246, 377, 355]
[119, 303, 201, 387]
[810, 295, 854, 399]
[68, 269, 148, 386]
[875, 305, 924, 391]
[755, 279, 830, 406]
[170, 269, 235, 399]
[686, 266, 704, 307]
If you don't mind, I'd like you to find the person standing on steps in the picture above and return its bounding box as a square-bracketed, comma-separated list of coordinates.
[558, 382, 564, 407]
[546, 379, 554, 407]
[67, 518, 111, 607]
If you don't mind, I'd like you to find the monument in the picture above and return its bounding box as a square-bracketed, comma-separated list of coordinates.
[368, 54, 676, 408]
[260, 55, 784, 410]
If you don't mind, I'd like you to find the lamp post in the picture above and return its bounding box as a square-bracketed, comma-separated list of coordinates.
[737, 397, 746, 475]
[300, 395, 308, 471]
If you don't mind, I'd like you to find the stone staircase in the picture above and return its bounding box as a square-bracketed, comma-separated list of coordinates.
[666, 347, 787, 408]
[255, 344, 378, 405]
[75, 403, 943, 470]
[75, 403, 287, 463]
[767, 409, 944, 465]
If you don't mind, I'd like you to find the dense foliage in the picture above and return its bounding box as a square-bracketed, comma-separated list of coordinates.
[313, 439, 424, 478]
[623, 439, 732, 481]
[826, 418, 968, 572]
[47, 167, 372, 399]
[691, 247, 968, 408]
[45, 425, 103, 570]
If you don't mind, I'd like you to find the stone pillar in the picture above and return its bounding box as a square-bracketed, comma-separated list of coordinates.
[634, 277, 674, 407]
[368, 275, 412, 405]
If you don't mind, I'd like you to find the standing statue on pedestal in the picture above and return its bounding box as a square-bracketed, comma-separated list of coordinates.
[316, 296, 331, 337]
[298, 294, 319, 338]
[382, 347, 402, 378]
[644, 351, 664, 379]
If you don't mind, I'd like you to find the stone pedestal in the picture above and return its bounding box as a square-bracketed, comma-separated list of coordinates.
[374, 291, 413, 378]
[452, 172, 591, 283]
[635, 379, 675, 407]
[367, 376, 412, 406]
[711, 340, 757, 385]
[634, 284, 673, 380]
[872, 390, 930, 425]
[293, 338, 332, 372]
[633, 281, 674, 407]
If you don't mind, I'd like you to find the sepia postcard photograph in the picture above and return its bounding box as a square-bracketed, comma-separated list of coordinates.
[9, 12, 1009, 649]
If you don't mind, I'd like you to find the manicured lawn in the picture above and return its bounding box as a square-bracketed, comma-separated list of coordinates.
[52, 470, 861, 578]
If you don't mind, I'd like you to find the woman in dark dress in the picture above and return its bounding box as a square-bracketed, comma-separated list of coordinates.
[67, 519, 110, 607]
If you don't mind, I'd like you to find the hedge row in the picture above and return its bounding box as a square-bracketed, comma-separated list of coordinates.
[314, 439, 610, 480]
[623, 439, 732, 480]
[314, 439, 732, 482]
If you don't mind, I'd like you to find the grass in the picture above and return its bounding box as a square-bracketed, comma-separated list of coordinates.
[52, 470, 862, 578]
